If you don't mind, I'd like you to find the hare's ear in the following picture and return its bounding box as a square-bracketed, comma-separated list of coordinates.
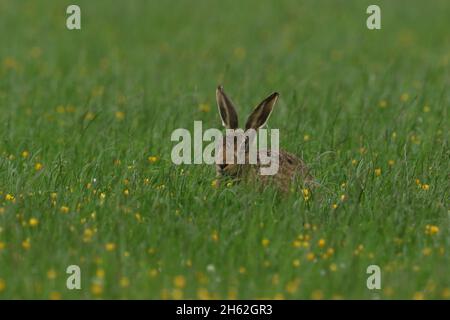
[216, 85, 239, 129]
[245, 92, 279, 131]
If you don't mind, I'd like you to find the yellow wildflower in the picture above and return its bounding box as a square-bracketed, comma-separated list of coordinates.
[233, 47, 246, 60]
[211, 179, 219, 188]
[285, 278, 300, 294]
[148, 269, 158, 278]
[318, 239, 326, 248]
[47, 269, 57, 280]
[134, 213, 142, 222]
[119, 277, 130, 288]
[271, 274, 280, 285]
[60, 206, 69, 214]
[30, 47, 42, 59]
[95, 269, 105, 279]
[49, 292, 61, 300]
[105, 243, 116, 251]
[83, 228, 94, 242]
[172, 289, 183, 299]
[400, 93, 410, 102]
[91, 283, 103, 296]
[173, 275, 186, 289]
[422, 247, 432, 256]
[274, 293, 285, 300]
[227, 289, 238, 300]
[56, 105, 65, 114]
[425, 225, 439, 235]
[413, 292, 425, 300]
[3, 57, 18, 70]
[29, 218, 39, 227]
[302, 188, 310, 201]
[261, 238, 270, 247]
[148, 156, 158, 163]
[292, 240, 302, 248]
[311, 290, 324, 300]
[160, 288, 170, 299]
[198, 103, 211, 113]
[442, 288, 450, 299]
[197, 287, 210, 300]
[115, 111, 125, 120]
[84, 112, 95, 121]
[22, 238, 31, 250]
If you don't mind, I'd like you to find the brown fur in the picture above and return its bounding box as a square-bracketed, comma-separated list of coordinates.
[216, 148, 314, 193]
[214, 86, 315, 193]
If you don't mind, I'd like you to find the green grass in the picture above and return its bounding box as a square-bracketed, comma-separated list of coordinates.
[0, 0, 449, 299]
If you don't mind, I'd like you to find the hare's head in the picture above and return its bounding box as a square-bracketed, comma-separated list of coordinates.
[215, 85, 279, 177]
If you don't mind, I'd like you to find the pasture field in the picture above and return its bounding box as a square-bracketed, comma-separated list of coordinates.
[0, 0, 448, 299]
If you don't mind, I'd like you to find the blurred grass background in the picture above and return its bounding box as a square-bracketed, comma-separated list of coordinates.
[0, 0, 448, 299]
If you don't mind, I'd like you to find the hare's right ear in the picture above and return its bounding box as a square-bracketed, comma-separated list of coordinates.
[245, 92, 279, 131]
[216, 85, 239, 129]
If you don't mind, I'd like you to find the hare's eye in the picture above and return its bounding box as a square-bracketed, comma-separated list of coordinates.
[218, 164, 228, 170]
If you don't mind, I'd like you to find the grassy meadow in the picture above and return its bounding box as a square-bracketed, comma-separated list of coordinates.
[0, 0, 449, 299]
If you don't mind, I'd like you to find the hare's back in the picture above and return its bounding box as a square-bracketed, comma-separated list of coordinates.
[278, 150, 312, 181]
[257, 149, 313, 183]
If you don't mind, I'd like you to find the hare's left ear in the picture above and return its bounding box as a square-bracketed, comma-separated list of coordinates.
[216, 85, 239, 129]
[244, 92, 279, 131]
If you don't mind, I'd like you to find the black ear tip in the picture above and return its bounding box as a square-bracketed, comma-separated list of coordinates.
[269, 92, 279, 100]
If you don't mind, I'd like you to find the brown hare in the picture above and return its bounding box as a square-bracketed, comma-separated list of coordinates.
[215, 85, 314, 193]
